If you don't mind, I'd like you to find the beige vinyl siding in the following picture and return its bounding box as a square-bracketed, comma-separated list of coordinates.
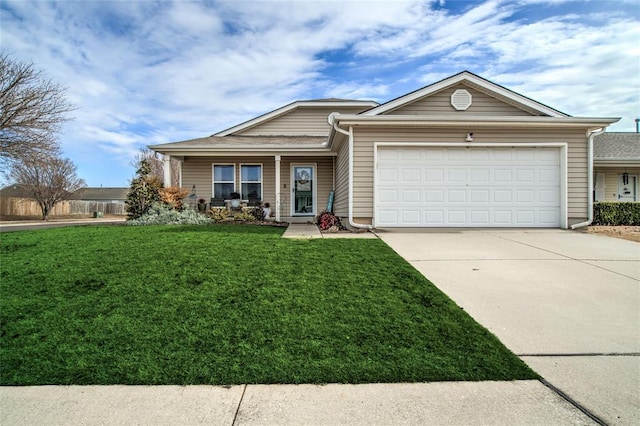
[333, 133, 350, 217]
[181, 156, 276, 205]
[350, 127, 589, 226]
[386, 83, 538, 117]
[237, 106, 369, 136]
[594, 167, 640, 202]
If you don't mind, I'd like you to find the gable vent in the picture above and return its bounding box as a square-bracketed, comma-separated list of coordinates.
[451, 89, 472, 111]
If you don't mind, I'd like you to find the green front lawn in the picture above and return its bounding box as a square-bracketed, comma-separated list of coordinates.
[0, 225, 536, 385]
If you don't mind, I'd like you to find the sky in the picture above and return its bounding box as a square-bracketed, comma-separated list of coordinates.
[1, 0, 639, 187]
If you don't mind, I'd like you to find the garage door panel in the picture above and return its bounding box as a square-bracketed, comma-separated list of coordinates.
[401, 168, 421, 182]
[447, 150, 466, 161]
[425, 168, 444, 183]
[376, 146, 561, 227]
[493, 210, 513, 224]
[539, 168, 559, 182]
[425, 189, 444, 202]
[377, 210, 398, 225]
[493, 190, 512, 203]
[516, 169, 535, 183]
[448, 169, 467, 182]
[401, 189, 421, 203]
[493, 169, 513, 182]
[539, 189, 560, 203]
[470, 190, 490, 203]
[516, 190, 535, 203]
[470, 149, 490, 161]
[447, 190, 467, 203]
[425, 210, 444, 223]
[470, 169, 490, 183]
[470, 210, 490, 225]
[447, 210, 466, 224]
[378, 168, 398, 183]
[401, 210, 421, 224]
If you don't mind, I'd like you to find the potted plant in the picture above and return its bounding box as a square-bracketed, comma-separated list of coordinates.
[197, 198, 207, 213]
[229, 192, 241, 208]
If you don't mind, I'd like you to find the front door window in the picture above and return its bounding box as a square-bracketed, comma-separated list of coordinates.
[293, 165, 314, 215]
[618, 174, 637, 202]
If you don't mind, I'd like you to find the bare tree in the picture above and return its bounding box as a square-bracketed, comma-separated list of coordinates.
[9, 155, 85, 220]
[133, 148, 181, 187]
[0, 52, 75, 165]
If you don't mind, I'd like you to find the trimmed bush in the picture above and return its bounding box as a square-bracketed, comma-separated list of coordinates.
[127, 203, 212, 226]
[592, 202, 640, 226]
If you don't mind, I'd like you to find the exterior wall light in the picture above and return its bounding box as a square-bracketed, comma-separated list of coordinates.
[465, 132, 474, 142]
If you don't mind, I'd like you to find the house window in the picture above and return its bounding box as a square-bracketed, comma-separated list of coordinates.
[213, 164, 235, 199]
[241, 165, 262, 200]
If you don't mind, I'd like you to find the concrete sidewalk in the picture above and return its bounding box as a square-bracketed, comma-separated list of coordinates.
[1, 381, 598, 425]
[283, 223, 377, 239]
[0, 217, 125, 232]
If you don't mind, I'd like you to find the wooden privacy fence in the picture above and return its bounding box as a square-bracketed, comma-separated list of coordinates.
[0, 197, 126, 217]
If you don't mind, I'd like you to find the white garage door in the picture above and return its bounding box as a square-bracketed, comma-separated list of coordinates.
[376, 146, 561, 227]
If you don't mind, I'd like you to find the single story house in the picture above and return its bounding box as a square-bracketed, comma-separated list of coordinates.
[150, 71, 619, 229]
[67, 187, 128, 203]
[593, 133, 640, 202]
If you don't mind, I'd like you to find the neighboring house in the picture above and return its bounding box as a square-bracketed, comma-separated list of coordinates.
[593, 133, 640, 202]
[0, 184, 31, 198]
[150, 71, 619, 229]
[68, 187, 128, 203]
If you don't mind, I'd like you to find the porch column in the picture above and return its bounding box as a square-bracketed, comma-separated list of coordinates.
[275, 155, 281, 222]
[163, 154, 172, 187]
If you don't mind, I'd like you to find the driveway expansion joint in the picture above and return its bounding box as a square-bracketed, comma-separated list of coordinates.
[231, 384, 247, 426]
[519, 352, 640, 357]
[539, 379, 608, 426]
[488, 232, 640, 281]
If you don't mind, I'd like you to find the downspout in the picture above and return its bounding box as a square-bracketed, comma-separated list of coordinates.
[329, 114, 372, 230]
[570, 128, 605, 230]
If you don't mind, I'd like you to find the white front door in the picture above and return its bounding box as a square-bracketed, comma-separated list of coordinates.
[618, 174, 638, 201]
[291, 165, 316, 216]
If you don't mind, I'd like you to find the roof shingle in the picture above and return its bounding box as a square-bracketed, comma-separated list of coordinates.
[594, 132, 640, 160]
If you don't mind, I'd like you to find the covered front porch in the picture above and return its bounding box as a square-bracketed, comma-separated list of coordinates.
[162, 154, 335, 223]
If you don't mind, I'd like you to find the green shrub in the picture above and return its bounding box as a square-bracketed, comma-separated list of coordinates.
[126, 159, 162, 219]
[126, 203, 212, 225]
[593, 202, 640, 225]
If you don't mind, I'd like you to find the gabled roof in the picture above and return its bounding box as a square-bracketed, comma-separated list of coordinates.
[150, 135, 327, 150]
[594, 132, 640, 161]
[360, 71, 569, 117]
[0, 184, 31, 198]
[215, 99, 378, 136]
[68, 187, 129, 201]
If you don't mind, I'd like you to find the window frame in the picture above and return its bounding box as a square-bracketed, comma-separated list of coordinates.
[240, 163, 263, 200]
[212, 164, 236, 199]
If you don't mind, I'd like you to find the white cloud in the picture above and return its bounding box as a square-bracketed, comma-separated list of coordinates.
[1, 0, 638, 186]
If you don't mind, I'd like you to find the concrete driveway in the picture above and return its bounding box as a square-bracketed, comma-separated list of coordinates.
[377, 229, 640, 425]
